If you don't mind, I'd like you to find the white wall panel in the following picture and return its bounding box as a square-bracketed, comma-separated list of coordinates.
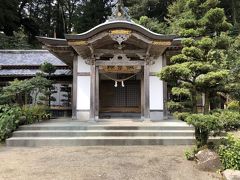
[150, 76, 163, 110]
[78, 56, 90, 72]
[77, 76, 90, 110]
[150, 56, 162, 73]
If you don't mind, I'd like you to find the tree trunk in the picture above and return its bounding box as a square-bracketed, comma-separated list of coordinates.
[232, 0, 237, 26]
[192, 88, 197, 113]
[195, 127, 209, 148]
[204, 92, 210, 114]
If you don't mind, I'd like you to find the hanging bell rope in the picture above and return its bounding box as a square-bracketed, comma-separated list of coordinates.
[102, 73, 137, 87]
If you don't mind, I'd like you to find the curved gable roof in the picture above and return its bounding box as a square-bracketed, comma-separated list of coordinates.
[65, 20, 176, 41]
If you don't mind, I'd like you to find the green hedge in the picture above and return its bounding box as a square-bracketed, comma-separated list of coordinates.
[0, 105, 22, 141]
[218, 135, 240, 170]
[0, 105, 50, 142]
[22, 105, 50, 124]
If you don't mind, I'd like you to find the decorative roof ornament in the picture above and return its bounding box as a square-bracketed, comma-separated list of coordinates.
[107, 0, 131, 22]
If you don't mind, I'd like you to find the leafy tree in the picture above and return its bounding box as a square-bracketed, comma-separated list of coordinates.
[220, 0, 240, 35]
[0, 75, 52, 106]
[125, 0, 174, 22]
[0, 0, 19, 36]
[73, 0, 112, 33]
[136, 16, 168, 34]
[0, 31, 34, 49]
[225, 36, 240, 109]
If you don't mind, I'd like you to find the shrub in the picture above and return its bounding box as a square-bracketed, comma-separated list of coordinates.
[0, 105, 22, 141]
[227, 101, 240, 111]
[218, 135, 240, 170]
[21, 105, 50, 124]
[217, 110, 240, 131]
[166, 101, 184, 113]
[186, 113, 222, 147]
[184, 146, 198, 160]
[173, 112, 190, 121]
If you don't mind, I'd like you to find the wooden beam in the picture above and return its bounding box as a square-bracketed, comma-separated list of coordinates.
[132, 32, 152, 44]
[88, 32, 109, 44]
[95, 60, 145, 66]
[94, 49, 145, 54]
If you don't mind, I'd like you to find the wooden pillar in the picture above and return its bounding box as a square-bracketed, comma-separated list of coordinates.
[162, 54, 168, 117]
[144, 63, 150, 120]
[141, 70, 144, 119]
[89, 63, 96, 121]
[72, 56, 78, 119]
[95, 66, 99, 120]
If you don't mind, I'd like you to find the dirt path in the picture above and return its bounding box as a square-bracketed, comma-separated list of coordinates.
[0, 146, 221, 180]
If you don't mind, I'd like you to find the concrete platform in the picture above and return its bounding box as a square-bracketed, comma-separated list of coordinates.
[6, 118, 197, 147]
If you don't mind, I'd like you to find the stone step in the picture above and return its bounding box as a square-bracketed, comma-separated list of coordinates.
[18, 125, 194, 131]
[12, 130, 195, 137]
[6, 136, 197, 147]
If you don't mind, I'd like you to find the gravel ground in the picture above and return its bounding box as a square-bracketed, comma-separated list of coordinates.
[0, 145, 221, 180]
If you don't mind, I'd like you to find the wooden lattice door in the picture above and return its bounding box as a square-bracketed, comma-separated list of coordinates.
[99, 80, 141, 113]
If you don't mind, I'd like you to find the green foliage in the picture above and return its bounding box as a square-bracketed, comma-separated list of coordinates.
[227, 101, 240, 111]
[0, 0, 19, 36]
[159, 0, 232, 117]
[186, 113, 222, 147]
[60, 85, 72, 107]
[173, 112, 190, 121]
[196, 70, 229, 89]
[213, 110, 240, 131]
[171, 87, 191, 97]
[73, 0, 111, 33]
[182, 46, 203, 60]
[167, 101, 184, 113]
[21, 105, 50, 124]
[186, 110, 240, 147]
[40, 62, 56, 75]
[0, 31, 34, 49]
[0, 105, 22, 142]
[126, 0, 174, 22]
[186, 113, 221, 131]
[197, 37, 214, 52]
[137, 16, 168, 34]
[0, 79, 34, 106]
[170, 54, 189, 64]
[218, 135, 240, 170]
[184, 146, 198, 160]
[0, 75, 52, 106]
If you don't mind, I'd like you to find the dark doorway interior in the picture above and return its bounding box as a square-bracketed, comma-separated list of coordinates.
[99, 78, 141, 118]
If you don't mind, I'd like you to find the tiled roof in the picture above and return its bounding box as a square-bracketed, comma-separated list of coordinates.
[0, 50, 71, 77]
[0, 69, 72, 76]
[0, 50, 67, 66]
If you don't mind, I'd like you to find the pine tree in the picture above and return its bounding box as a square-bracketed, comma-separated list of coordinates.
[159, 0, 232, 114]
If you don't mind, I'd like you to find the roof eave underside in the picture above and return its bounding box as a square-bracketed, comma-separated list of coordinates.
[36, 37, 76, 67]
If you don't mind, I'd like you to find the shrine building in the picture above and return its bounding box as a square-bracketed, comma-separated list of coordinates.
[37, 2, 178, 121]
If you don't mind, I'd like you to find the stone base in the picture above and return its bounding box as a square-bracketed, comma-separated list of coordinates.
[76, 110, 90, 121]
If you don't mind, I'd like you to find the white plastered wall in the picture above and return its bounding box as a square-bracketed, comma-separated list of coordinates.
[149, 56, 164, 120]
[76, 56, 91, 120]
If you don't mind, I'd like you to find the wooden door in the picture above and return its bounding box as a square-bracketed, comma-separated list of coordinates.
[99, 80, 141, 113]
